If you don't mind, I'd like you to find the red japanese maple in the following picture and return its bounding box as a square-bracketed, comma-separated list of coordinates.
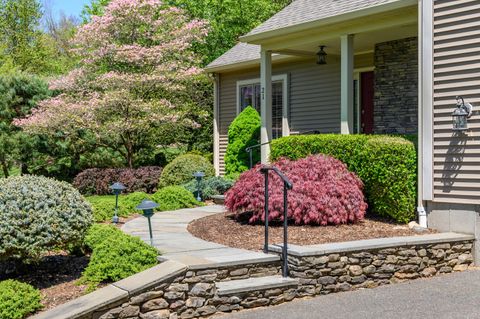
[225, 155, 367, 225]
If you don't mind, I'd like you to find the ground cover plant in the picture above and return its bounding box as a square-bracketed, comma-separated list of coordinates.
[80, 224, 158, 290]
[225, 155, 367, 225]
[159, 154, 215, 188]
[0, 175, 93, 262]
[0, 279, 42, 319]
[151, 186, 201, 211]
[86, 192, 150, 222]
[183, 176, 234, 200]
[224, 106, 261, 179]
[74, 166, 162, 196]
[270, 134, 416, 223]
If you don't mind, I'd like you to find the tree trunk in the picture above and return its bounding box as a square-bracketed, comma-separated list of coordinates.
[1, 160, 9, 178]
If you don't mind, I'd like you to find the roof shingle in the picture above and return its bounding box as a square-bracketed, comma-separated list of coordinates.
[245, 0, 401, 38]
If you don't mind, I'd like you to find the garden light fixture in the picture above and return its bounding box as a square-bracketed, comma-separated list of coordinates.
[135, 199, 159, 246]
[193, 171, 205, 201]
[452, 96, 473, 131]
[110, 182, 126, 224]
[316, 46, 327, 65]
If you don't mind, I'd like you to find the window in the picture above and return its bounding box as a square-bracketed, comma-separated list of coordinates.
[237, 75, 289, 139]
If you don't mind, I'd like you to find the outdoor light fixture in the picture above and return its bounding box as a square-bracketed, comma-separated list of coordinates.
[110, 182, 126, 224]
[316, 46, 327, 65]
[135, 199, 159, 246]
[452, 96, 473, 131]
[193, 171, 205, 201]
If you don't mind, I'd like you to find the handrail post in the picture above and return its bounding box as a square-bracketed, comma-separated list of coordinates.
[263, 171, 269, 253]
[249, 149, 253, 169]
[282, 181, 288, 277]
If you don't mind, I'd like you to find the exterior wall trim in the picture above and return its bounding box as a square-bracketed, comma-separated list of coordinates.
[213, 74, 220, 176]
[236, 74, 290, 137]
[420, 0, 434, 200]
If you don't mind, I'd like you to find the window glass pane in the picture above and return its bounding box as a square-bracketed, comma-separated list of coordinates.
[272, 81, 283, 139]
[240, 85, 253, 111]
[254, 84, 261, 113]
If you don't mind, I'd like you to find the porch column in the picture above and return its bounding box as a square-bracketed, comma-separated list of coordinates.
[340, 34, 354, 134]
[213, 73, 220, 176]
[260, 49, 272, 164]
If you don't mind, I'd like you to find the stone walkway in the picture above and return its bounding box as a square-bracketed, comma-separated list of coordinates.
[122, 205, 279, 267]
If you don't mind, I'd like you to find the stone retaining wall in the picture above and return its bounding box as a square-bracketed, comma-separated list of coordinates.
[287, 241, 473, 295]
[34, 234, 475, 319]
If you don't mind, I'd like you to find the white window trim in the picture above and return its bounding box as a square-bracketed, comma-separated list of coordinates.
[236, 74, 290, 137]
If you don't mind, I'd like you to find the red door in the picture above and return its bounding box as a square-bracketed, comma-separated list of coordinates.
[360, 71, 374, 134]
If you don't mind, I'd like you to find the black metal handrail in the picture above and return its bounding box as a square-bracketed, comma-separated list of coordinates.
[246, 130, 321, 169]
[260, 166, 293, 278]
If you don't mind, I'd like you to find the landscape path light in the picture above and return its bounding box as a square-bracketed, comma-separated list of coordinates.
[135, 199, 159, 246]
[110, 182, 126, 224]
[193, 171, 205, 201]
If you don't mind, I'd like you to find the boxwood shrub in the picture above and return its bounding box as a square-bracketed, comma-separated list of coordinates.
[151, 186, 201, 211]
[158, 154, 215, 188]
[224, 106, 261, 179]
[0, 175, 93, 262]
[0, 280, 42, 319]
[270, 134, 416, 223]
[81, 224, 158, 290]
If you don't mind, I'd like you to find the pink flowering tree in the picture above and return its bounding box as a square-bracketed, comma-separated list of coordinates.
[15, 0, 209, 167]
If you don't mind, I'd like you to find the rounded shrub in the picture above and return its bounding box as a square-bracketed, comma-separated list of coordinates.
[0, 175, 93, 262]
[158, 154, 215, 188]
[0, 280, 42, 319]
[81, 224, 158, 290]
[224, 106, 261, 178]
[151, 186, 201, 211]
[225, 155, 367, 225]
[182, 176, 234, 200]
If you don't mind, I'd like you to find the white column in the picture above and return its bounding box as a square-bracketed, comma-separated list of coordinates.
[213, 73, 220, 176]
[340, 34, 354, 134]
[260, 49, 272, 164]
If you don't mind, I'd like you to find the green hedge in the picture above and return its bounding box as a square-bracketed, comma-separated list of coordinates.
[0, 280, 42, 319]
[81, 224, 158, 291]
[159, 154, 215, 188]
[270, 134, 417, 223]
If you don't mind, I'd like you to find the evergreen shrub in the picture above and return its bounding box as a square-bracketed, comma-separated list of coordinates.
[270, 134, 416, 222]
[224, 106, 261, 178]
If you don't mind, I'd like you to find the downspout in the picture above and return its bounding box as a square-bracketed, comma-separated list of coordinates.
[417, 0, 427, 228]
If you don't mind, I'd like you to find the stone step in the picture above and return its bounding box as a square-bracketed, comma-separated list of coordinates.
[216, 275, 298, 296]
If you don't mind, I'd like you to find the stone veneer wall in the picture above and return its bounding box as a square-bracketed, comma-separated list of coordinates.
[91, 240, 473, 319]
[373, 37, 418, 134]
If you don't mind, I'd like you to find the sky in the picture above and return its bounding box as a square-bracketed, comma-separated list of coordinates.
[46, 0, 92, 19]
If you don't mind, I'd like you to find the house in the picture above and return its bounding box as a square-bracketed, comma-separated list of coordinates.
[205, 0, 480, 263]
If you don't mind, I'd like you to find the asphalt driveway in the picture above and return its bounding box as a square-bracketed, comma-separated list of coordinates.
[217, 270, 480, 319]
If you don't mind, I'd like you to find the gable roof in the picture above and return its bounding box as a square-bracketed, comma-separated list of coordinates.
[242, 0, 406, 42]
[206, 43, 260, 71]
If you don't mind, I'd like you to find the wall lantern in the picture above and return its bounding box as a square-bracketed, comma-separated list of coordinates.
[110, 182, 126, 224]
[316, 46, 327, 65]
[452, 96, 473, 131]
[193, 171, 205, 201]
[136, 199, 159, 246]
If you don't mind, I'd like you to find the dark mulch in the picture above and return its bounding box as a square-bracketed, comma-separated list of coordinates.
[188, 212, 437, 251]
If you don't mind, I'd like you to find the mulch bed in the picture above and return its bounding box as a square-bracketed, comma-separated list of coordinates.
[188, 212, 437, 251]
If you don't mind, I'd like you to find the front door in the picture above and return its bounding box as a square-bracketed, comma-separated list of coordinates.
[360, 71, 374, 134]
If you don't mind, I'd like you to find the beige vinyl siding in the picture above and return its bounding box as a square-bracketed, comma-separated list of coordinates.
[217, 57, 343, 175]
[432, 0, 480, 203]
